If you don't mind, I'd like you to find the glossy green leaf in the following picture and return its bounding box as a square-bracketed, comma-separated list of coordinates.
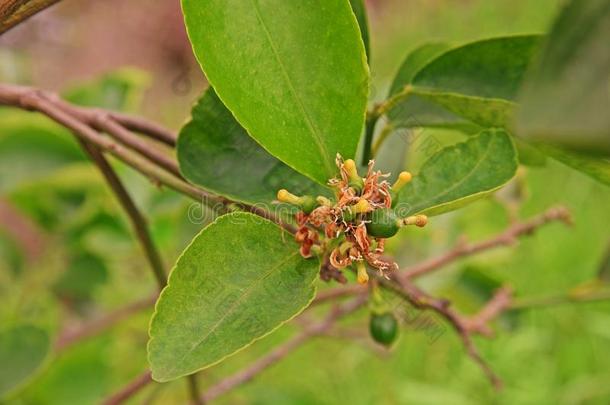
[182, 0, 369, 184]
[404, 36, 541, 128]
[397, 129, 518, 216]
[178, 89, 327, 205]
[349, 0, 371, 60]
[387, 43, 478, 131]
[391, 43, 452, 92]
[0, 325, 50, 399]
[516, 0, 610, 155]
[148, 212, 319, 381]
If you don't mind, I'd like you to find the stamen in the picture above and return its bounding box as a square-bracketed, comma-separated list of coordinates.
[356, 261, 369, 285]
[401, 214, 428, 227]
[392, 171, 412, 192]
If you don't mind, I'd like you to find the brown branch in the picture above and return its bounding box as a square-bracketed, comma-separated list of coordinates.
[401, 206, 572, 279]
[108, 111, 177, 147]
[0, 197, 46, 262]
[463, 286, 513, 336]
[79, 141, 167, 288]
[380, 274, 503, 388]
[102, 371, 153, 405]
[0, 0, 59, 34]
[55, 293, 157, 351]
[0, 83, 294, 233]
[80, 108, 181, 178]
[200, 296, 367, 403]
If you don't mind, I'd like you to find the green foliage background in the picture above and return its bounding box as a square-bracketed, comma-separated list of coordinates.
[1, 0, 609, 403]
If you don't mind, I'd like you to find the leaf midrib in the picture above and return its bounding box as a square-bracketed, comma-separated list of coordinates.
[165, 250, 301, 376]
[250, 0, 333, 177]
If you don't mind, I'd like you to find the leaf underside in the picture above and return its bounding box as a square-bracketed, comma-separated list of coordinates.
[178, 88, 327, 205]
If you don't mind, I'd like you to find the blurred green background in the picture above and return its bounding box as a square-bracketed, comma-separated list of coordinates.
[1, 0, 610, 404]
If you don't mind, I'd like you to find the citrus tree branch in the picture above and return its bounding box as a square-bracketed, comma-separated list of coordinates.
[102, 371, 154, 405]
[0, 0, 59, 34]
[0, 83, 291, 232]
[380, 274, 503, 388]
[401, 206, 572, 279]
[55, 293, 158, 351]
[79, 140, 168, 288]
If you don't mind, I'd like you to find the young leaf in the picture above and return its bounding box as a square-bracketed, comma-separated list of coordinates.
[397, 129, 517, 216]
[402, 36, 541, 128]
[148, 212, 319, 382]
[516, 0, 610, 155]
[0, 325, 50, 399]
[178, 88, 327, 205]
[349, 0, 371, 60]
[182, 0, 369, 184]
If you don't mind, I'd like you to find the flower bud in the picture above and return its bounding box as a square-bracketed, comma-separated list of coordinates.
[344, 159, 364, 191]
[401, 214, 428, 228]
[277, 189, 317, 214]
[392, 171, 412, 192]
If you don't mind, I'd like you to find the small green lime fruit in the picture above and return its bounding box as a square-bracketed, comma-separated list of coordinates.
[366, 208, 401, 238]
[369, 312, 399, 346]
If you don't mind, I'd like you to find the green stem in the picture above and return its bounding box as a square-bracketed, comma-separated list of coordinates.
[188, 375, 204, 405]
[375, 84, 413, 118]
[363, 85, 414, 163]
[371, 123, 394, 158]
[361, 112, 378, 165]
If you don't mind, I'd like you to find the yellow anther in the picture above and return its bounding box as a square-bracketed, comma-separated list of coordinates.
[350, 199, 371, 214]
[356, 261, 369, 285]
[402, 214, 428, 228]
[277, 189, 300, 204]
[392, 171, 412, 192]
[344, 159, 360, 180]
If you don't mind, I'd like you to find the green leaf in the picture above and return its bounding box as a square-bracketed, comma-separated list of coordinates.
[390, 43, 453, 94]
[397, 129, 518, 216]
[349, 0, 371, 61]
[181, 0, 369, 184]
[516, 0, 610, 155]
[178, 89, 327, 205]
[404, 35, 541, 128]
[537, 144, 610, 186]
[53, 251, 109, 303]
[0, 325, 51, 399]
[387, 43, 478, 131]
[148, 212, 319, 381]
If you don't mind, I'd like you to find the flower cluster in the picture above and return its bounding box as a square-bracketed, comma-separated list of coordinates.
[277, 155, 427, 284]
